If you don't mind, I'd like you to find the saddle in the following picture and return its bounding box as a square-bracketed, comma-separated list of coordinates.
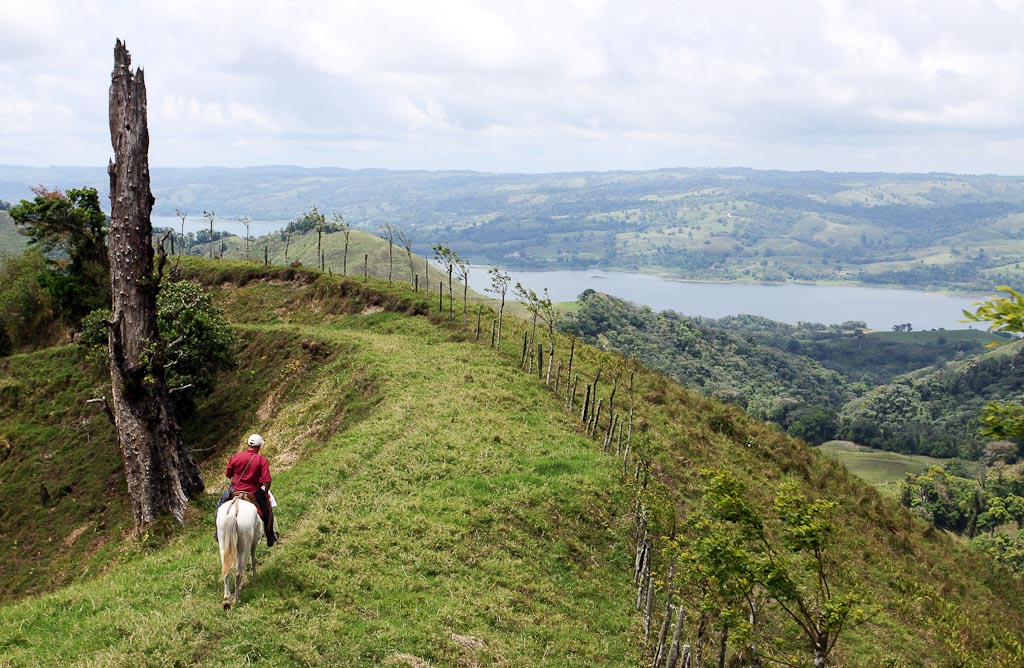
[230, 490, 258, 507]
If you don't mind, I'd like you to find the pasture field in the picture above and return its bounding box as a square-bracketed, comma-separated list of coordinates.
[815, 441, 982, 494]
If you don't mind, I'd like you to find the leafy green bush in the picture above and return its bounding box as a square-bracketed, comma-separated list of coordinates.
[0, 249, 60, 351]
[80, 280, 236, 415]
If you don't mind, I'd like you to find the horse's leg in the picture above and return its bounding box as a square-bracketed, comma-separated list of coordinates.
[250, 523, 260, 576]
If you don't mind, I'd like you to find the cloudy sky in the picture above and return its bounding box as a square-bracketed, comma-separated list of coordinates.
[3, 0, 1023, 174]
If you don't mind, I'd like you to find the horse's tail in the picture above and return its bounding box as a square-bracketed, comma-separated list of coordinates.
[219, 500, 238, 581]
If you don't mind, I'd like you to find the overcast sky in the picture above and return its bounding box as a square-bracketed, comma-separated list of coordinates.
[3, 0, 1023, 175]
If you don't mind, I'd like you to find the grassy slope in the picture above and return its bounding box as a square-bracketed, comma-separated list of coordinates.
[0, 266, 637, 667]
[815, 441, 965, 494]
[1, 261, 1023, 666]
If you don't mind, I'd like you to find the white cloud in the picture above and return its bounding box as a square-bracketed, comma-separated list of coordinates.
[2, 0, 1023, 173]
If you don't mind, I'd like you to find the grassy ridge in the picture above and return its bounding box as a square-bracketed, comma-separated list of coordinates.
[1, 262, 1023, 666]
[0, 270, 638, 667]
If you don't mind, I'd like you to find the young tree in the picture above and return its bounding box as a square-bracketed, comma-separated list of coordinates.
[701, 470, 870, 668]
[433, 242, 458, 320]
[396, 229, 416, 288]
[203, 210, 216, 259]
[380, 223, 395, 285]
[10, 185, 110, 322]
[514, 282, 542, 373]
[299, 206, 328, 271]
[454, 255, 471, 326]
[333, 212, 350, 276]
[174, 208, 187, 255]
[239, 215, 251, 260]
[486, 267, 511, 349]
[105, 39, 203, 526]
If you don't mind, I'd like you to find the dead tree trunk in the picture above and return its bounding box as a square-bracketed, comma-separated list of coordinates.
[107, 40, 202, 527]
[666, 603, 686, 668]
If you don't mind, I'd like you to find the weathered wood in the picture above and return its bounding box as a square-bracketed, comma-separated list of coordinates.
[666, 602, 686, 668]
[581, 383, 591, 423]
[591, 398, 603, 438]
[520, 331, 529, 367]
[717, 624, 729, 668]
[642, 551, 655, 638]
[554, 360, 561, 393]
[475, 304, 482, 340]
[414, 272, 419, 292]
[604, 413, 619, 453]
[652, 562, 676, 668]
[490, 319, 496, 348]
[364, 253, 368, 282]
[537, 344, 544, 378]
[107, 40, 202, 526]
[439, 281, 444, 312]
[567, 373, 579, 411]
[565, 336, 575, 402]
[694, 613, 707, 668]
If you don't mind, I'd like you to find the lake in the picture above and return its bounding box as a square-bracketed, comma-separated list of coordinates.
[492, 268, 991, 332]
[152, 216, 288, 239]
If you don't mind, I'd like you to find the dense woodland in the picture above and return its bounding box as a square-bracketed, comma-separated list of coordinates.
[558, 290, 1020, 457]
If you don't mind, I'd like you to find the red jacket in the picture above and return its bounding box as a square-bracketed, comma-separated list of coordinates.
[226, 448, 271, 494]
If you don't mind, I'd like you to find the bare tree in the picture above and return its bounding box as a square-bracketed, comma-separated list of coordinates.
[302, 206, 327, 271]
[203, 210, 215, 259]
[433, 242, 457, 320]
[174, 208, 187, 256]
[486, 267, 511, 349]
[455, 255, 470, 326]
[333, 212, 350, 276]
[106, 40, 202, 527]
[397, 229, 416, 288]
[239, 215, 251, 260]
[535, 288, 559, 385]
[380, 223, 395, 285]
[514, 282, 542, 373]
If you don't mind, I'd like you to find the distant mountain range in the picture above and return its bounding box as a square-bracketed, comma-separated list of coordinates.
[4, 164, 1024, 290]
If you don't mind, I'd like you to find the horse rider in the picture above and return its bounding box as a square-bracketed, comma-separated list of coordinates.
[218, 433, 278, 546]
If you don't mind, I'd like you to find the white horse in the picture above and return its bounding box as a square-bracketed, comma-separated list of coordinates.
[217, 496, 264, 609]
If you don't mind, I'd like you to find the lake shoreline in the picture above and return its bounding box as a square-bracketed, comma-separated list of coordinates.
[497, 264, 993, 300]
[488, 266, 990, 331]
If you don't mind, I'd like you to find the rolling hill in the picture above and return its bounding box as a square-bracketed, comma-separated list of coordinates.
[4, 165, 1024, 290]
[1, 259, 1023, 666]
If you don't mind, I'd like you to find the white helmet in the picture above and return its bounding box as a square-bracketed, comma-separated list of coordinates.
[247, 434, 265, 448]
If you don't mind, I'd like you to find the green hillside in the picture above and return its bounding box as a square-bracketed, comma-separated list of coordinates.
[814, 441, 968, 494]
[1, 260, 1023, 666]
[6, 165, 1024, 290]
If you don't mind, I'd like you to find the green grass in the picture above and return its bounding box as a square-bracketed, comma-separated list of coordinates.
[2, 262, 1024, 666]
[814, 441, 958, 493]
[0, 270, 638, 667]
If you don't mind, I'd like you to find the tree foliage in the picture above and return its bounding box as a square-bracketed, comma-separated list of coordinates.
[9, 186, 110, 322]
[682, 470, 870, 667]
[80, 281, 235, 416]
[0, 249, 60, 352]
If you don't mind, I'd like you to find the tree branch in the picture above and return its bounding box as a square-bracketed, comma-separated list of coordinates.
[168, 384, 193, 395]
[86, 396, 116, 426]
